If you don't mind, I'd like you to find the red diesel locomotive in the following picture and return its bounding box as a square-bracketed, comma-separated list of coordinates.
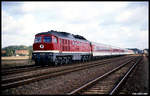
[32, 30, 133, 66]
[32, 30, 92, 65]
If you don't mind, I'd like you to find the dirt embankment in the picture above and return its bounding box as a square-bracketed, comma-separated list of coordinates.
[2, 56, 30, 60]
[1, 56, 34, 69]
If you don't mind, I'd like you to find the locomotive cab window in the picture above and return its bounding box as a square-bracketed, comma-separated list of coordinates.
[53, 37, 57, 43]
[43, 36, 52, 43]
[34, 36, 42, 43]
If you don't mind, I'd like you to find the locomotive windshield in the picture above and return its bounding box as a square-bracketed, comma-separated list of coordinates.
[34, 36, 42, 43]
[34, 36, 52, 43]
[43, 36, 51, 43]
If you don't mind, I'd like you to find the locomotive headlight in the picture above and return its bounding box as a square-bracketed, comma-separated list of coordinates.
[40, 44, 44, 48]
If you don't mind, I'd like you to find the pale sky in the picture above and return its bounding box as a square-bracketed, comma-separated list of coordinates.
[2, 1, 149, 50]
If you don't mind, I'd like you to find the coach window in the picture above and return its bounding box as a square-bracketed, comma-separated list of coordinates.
[43, 36, 52, 43]
[35, 36, 42, 43]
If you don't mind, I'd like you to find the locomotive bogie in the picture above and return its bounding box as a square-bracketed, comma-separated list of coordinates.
[32, 50, 92, 66]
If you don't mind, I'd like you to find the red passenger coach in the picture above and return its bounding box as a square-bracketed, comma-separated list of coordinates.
[32, 30, 92, 66]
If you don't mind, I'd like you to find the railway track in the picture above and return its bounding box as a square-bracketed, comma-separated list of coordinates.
[67, 56, 142, 95]
[1, 56, 134, 90]
[2, 56, 126, 76]
[2, 55, 130, 76]
[2, 65, 41, 76]
[2, 60, 34, 70]
[109, 57, 143, 95]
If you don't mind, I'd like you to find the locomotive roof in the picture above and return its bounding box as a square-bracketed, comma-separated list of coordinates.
[35, 30, 88, 41]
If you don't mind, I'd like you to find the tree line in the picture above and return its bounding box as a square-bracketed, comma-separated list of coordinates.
[2, 45, 33, 56]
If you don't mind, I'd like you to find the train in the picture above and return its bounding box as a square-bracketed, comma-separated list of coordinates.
[32, 30, 134, 66]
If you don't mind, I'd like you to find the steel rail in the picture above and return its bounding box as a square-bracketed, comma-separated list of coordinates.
[109, 56, 142, 95]
[67, 56, 139, 95]
[2, 64, 35, 70]
[2, 66, 42, 76]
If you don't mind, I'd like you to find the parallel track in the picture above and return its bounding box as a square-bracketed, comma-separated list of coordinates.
[67, 56, 142, 95]
[109, 57, 142, 95]
[1, 65, 55, 76]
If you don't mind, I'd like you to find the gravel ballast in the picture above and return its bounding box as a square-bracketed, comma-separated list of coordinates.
[119, 55, 149, 95]
[2, 56, 137, 95]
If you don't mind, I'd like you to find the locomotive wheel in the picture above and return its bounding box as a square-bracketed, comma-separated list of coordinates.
[85, 56, 89, 62]
[87, 56, 89, 62]
[65, 57, 69, 64]
[59, 57, 63, 65]
[81, 57, 84, 62]
[54, 58, 59, 66]
[62, 57, 65, 64]
[84, 56, 87, 62]
[68, 57, 72, 64]
[62, 57, 66, 64]
[85, 56, 87, 62]
[64, 57, 67, 64]
[82, 56, 85, 62]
